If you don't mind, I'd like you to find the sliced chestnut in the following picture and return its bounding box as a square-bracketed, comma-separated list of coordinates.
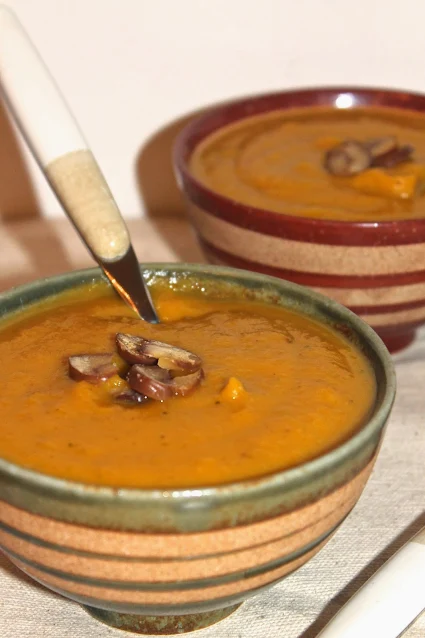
[371, 144, 414, 168]
[144, 340, 202, 373]
[324, 141, 371, 176]
[114, 389, 151, 405]
[172, 369, 204, 397]
[116, 333, 202, 373]
[128, 365, 203, 401]
[69, 354, 117, 383]
[365, 136, 397, 159]
[325, 136, 415, 176]
[116, 333, 157, 365]
[128, 365, 173, 401]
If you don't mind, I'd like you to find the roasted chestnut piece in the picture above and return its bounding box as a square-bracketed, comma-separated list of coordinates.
[116, 333, 156, 365]
[371, 144, 414, 168]
[324, 141, 370, 176]
[68, 354, 117, 383]
[116, 333, 202, 373]
[365, 136, 397, 159]
[324, 136, 415, 176]
[69, 335, 204, 404]
[114, 389, 150, 405]
[128, 365, 203, 401]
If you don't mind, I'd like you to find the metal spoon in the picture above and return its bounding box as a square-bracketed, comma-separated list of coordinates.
[0, 5, 159, 323]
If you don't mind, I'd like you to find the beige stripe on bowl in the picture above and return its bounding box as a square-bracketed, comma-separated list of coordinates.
[314, 282, 425, 307]
[189, 206, 425, 276]
[0, 460, 373, 557]
[10, 538, 329, 604]
[208, 249, 425, 311]
[0, 489, 357, 582]
[359, 305, 425, 326]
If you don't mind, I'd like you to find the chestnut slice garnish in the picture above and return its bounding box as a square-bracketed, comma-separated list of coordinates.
[69, 353, 117, 383]
[324, 141, 370, 176]
[128, 365, 203, 401]
[114, 389, 150, 405]
[69, 335, 204, 403]
[116, 333, 157, 365]
[116, 333, 202, 373]
[371, 144, 414, 168]
[324, 136, 416, 176]
[128, 365, 173, 401]
[366, 136, 397, 159]
[143, 340, 202, 373]
[171, 369, 204, 397]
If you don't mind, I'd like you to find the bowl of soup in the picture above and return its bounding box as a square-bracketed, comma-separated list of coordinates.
[174, 87, 425, 353]
[0, 263, 395, 634]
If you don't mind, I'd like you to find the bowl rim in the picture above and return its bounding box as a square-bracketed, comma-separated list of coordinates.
[173, 85, 425, 240]
[0, 263, 396, 503]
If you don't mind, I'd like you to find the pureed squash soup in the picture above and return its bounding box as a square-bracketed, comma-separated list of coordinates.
[0, 279, 376, 489]
[190, 106, 425, 221]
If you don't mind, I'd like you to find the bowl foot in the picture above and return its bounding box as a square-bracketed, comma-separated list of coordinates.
[84, 604, 241, 634]
[376, 329, 415, 354]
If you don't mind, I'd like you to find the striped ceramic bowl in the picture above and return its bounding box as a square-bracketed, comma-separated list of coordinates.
[174, 87, 425, 353]
[0, 264, 395, 634]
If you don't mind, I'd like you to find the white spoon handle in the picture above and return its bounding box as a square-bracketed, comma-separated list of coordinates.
[0, 4, 130, 261]
[319, 527, 425, 638]
[0, 4, 85, 164]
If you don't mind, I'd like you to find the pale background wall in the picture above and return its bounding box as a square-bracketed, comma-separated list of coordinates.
[0, 0, 424, 220]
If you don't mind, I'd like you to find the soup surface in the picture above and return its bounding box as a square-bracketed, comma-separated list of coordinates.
[0, 281, 376, 488]
[190, 106, 425, 221]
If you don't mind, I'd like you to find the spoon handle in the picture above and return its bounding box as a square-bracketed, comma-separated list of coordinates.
[0, 5, 130, 262]
[0, 5, 158, 322]
[319, 526, 425, 638]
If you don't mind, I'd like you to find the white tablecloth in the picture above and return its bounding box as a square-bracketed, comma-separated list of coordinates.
[1, 218, 424, 638]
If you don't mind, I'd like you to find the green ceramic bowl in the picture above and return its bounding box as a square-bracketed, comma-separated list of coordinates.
[0, 264, 395, 635]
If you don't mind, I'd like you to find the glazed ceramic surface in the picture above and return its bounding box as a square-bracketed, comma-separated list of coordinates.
[0, 264, 395, 634]
[174, 87, 425, 352]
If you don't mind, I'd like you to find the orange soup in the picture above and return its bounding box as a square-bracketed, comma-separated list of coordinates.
[190, 106, 425, 221]
[0, 282, 376, 488]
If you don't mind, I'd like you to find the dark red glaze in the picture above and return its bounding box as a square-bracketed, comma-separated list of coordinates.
[200, 238, 425, 289]
[174, 86, 425, 247]
[350, 297, 425, 315]
[201, 239, 423, 352]
[373, 319, 424, 352]
[376, 330, 415, 353]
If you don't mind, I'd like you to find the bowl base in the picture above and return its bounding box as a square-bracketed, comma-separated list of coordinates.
[376, 329, 415, 354]
[84, 604, 241, 634]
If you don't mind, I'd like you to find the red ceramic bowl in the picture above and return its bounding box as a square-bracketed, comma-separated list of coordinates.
[174, 86, 425, 353]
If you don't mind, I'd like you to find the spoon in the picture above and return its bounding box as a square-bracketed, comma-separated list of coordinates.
[318, 524, 425, 637]
[0, 5, 159, 323]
